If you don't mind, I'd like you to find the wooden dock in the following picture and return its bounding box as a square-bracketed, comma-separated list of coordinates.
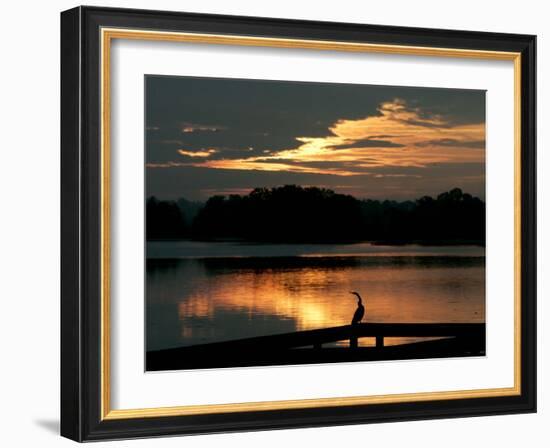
[146, 322, 485, 371]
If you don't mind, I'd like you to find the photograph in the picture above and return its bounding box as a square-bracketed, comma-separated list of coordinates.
[144, 76, 487, 371]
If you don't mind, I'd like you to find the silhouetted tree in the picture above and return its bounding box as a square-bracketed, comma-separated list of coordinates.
[192, 185, 363, 242]
[146, 197, 188, 240]
[146, 186, 485, 245]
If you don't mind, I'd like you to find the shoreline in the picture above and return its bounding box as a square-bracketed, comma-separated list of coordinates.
[146, 238, 485, 247]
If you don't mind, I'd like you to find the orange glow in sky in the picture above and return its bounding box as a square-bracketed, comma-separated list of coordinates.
[173, 99, 485, 176]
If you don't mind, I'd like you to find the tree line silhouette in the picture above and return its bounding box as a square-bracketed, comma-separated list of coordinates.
[146, 185, 485, 244]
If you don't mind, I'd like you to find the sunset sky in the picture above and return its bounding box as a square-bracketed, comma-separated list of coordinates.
[145, 76, 485, 201]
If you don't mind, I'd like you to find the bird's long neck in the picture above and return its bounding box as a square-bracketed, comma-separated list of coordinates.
[354, 294, 363, 304]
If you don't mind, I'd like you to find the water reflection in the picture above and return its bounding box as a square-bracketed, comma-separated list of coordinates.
[146, 244, 485, 351]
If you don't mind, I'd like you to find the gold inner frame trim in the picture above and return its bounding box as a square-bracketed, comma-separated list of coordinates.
[100, 27, 522, 421]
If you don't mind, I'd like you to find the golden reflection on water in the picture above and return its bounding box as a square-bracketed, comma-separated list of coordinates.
[147, 256, 485, 350]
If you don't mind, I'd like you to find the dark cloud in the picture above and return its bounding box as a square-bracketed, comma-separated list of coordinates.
[415, 138, 486, 149]
[146, 76, 485, 162]
[365, 134, 396, 139]
[145, 76, 485, 199]
[331, 139, 405, 149]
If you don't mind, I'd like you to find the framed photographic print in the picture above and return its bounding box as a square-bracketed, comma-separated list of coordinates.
[60, 6, 536, 441]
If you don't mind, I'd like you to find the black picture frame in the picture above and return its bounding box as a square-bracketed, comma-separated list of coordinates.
[61, 5, 536, 442]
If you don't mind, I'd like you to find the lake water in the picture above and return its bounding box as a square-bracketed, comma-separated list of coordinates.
[146, 241, 485, 351]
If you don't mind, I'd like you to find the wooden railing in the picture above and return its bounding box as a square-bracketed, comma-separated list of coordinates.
[147, 322, 485, 371]
[164, 322, 485, 351]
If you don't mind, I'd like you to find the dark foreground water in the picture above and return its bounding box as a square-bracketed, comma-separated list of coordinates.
[146, 242, 485, 351]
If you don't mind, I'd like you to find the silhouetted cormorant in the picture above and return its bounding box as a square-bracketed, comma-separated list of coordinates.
[350, 291, 365, 325]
